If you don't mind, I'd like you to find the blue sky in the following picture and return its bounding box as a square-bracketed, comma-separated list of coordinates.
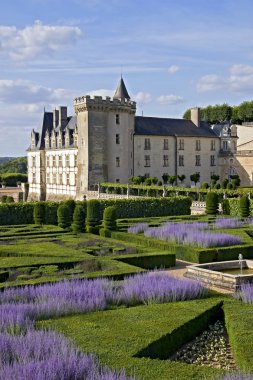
[1, 0, 253, 155]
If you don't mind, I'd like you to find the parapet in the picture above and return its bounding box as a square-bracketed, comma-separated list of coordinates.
[74, 95, 136, 112]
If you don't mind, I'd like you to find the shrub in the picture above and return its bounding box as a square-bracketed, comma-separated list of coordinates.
[205, 192, 219, 215]
[102, 206, 117, 230]
[240, 195, 250, 218]
[86, 199, 100, 234]
[72, 203, 86, 233]
[214, 183, 221, 189]
[44, 202, 59, 225]
[227, 183, 233, 190]
[0, 196, 7, 203]
[221, 178, 229, 189]
[201, 182, 209, 189]
[57, 204, 72, 229]
[0, 203, 34, 225]
[0, 173, 27, 187]
[6, 196, 14, 203]
[33, 202, 45, 225]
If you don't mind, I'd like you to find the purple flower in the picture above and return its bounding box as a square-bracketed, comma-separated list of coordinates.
[234, 283, 253, 304]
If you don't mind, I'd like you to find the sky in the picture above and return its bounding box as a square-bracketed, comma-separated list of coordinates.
[1, 0, 253, 156]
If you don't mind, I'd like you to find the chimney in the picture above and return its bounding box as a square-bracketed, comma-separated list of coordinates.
[58, 106, 68, 128]
[53, 109, 59, 128]
[191, 107, 200, 128]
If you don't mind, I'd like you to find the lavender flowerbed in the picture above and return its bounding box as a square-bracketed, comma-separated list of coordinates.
[234, 283, 253, 304]
[128, 220, 243, 248]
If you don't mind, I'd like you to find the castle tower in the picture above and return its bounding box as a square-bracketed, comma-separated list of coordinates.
[74, 77, 136, 198]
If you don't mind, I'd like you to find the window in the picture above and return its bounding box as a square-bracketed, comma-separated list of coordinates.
[116, 157, 120, 167]
[195, 140, 201, 151]
[58, 173, 62, 184]
[66, 173, 70, 186]
[195, 155, 201, 166]
[163, 139, 169, 150]
[179, 155, 184, 167]
[210, 155, 215, 166]
[46, 173, 50, 184]
[223, 141, 228, 151]
[116, 179, 120, 183]
[144, 155, 150, 167]
[144, 138, 151, 150]
[163, 155, 169, 167]
[32, 157, 36, 167]
[211, 140, 216, 151]
[32, 172, 36, 184]
[74, 134, 78, 147]
[116, 134, 120, 144]
[46, 156, 50, 167]
[74, 155, 78, 167]
[52, 173, 57, 185]
[179, 139, 184, 150]
[65, 155, 70, 167]
[52, 156, 56, 167]
[116, 114, 120, 125]
[58, 156, 62, 167]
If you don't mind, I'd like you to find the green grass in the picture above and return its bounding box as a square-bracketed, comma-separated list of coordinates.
[40, 297, 225, 380]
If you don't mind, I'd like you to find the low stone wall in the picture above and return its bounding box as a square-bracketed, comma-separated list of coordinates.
[0, 187, 24, 202]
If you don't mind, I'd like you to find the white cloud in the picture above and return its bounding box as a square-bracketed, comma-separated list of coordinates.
[133, 92, 152, 104]
[157, 94, 184, 105]
[0, 20, 82, 60]
[0, 79, 74, 104]
[168, 65, 179, 74]
[197, 64, 253, 93]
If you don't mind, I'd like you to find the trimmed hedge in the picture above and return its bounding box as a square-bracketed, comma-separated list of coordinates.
[240, 195, 250, 218]
[0, 203, 34, 225]
[206, 192, 219, 215]
[86, 200, 100, 234]
[72, 203, 86, 233]
[0, 173, 27, 186]
[33, 202, 45, 225]
[57, 203, 73, 229]
[0, 271, 9, 282]
[116, 252, 175, 269]
[97, 197, 192, 220]
[223, 198, 253, 217]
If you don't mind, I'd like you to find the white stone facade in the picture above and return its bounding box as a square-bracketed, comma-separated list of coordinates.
[27, 78, 244, 201]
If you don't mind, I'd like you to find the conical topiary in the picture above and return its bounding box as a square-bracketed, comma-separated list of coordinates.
[239, 195, 250, 218]
[72, 203, 86, 233]
[33, 202, 45, 225]
[205, 192, 219, 215]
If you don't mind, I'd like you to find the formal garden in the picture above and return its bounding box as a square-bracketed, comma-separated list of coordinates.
[1, 195, 253, 379]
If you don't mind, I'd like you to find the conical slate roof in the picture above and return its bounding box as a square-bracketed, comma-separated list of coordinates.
[113, 77, 130, 100]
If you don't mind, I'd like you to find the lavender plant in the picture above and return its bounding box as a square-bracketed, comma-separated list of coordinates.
[214, 218, 244, 229]
[114, 271, 207, 306]
[127, 223, 149, 234]
[234, 283, 253, 304]
[218, 374, 253, 380]
[0, 330, 133, 380]
[143, 221, 242, 248]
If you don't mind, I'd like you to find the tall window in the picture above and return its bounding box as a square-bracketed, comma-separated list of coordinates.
[65, 155, 70, 167]
[116, 157, 120, 167]
[116, 114, 120, 125]
[195, 155, 201, 166]
[52, 156, 56, 167]
[46, 156, 50, 167]
[144, 138, 151, 150]
[144, 155, 150, 167]
[58, 173, 63, 184]
[195, 140, 201, 151]
[116, 134, 120, 144]
[179, 139, 184, 150]
[163, 155, 169, 167]
[46, 173, 50, 184]
[179, 155, 184, 167]
[163, 139, 169, 150]
[32, 157, 36, 167]
[66, 173, 70, 186]
[74, 155, 78, 167]
[223, 141, 228, 151]
[32, 173, 36, 184]
[52, 173, 57, 185]
[58, 156, 62, 167]
[211, 140, 216, 151]
[210, 155, 215, 166]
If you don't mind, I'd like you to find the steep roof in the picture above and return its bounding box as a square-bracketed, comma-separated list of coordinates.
[37, 111, 53, 149]
[113, 77, 130, 100]
[134, 116, 218, 137]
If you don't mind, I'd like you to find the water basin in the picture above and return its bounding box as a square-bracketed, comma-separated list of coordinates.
[185, 260, 253, 291]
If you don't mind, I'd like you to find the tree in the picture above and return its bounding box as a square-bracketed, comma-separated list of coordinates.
[190, 173, 200, 186]
[162, 173, 169, 184]
[177, 174, 185, 183]
[168, 175, 177, 186]
[206, 192, 219, 215]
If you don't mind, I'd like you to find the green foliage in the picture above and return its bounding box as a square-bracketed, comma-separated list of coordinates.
[227, 183, 233, 190]
[0, 157, 27, 174]
[190, 172, 200, 185]
[144, 177, 152, 186]
[0, 173, 27, 186]
[239, 195, 250, 218]
[0, 271, 9, 282]
[33, 202, 45, 225]
[162, 173, 169, 184]
[205, 192, 219, 215]
[86, 200, 101, 234]
[177, 174, 185, 183]
[0, 203, 34, 225]
[221, 178, 228, 189]
[118, 252, 175, 269]
[168, 175, 177, 185]
[0, 195, 14, 203]
[230, 175, 240, 188]
[214, 183, 220, 189]
[72, 203, 86, 233]
[57, 203, 73, 229]
[201, 182, 209, 189]
[102, 206, 117, 231]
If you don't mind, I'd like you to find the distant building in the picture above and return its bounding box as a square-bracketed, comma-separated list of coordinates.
[28, 78, 242, 201]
